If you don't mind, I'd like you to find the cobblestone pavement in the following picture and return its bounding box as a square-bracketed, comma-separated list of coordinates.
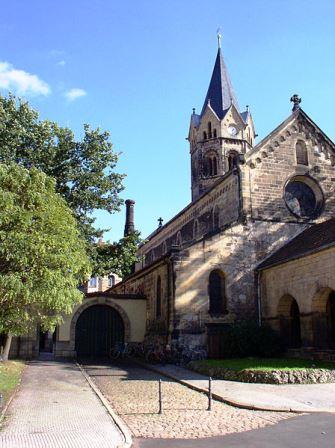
[0, 360, 124, 448]
[83, 360, 294, 439]
[150, 363, 335, 412]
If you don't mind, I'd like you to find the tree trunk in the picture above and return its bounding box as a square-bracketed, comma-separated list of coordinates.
[2, 333, 13, 361]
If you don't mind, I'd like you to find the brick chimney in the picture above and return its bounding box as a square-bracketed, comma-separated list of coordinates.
[124, 199, 135, 236]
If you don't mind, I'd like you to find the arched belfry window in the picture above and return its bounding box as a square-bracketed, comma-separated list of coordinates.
[204, 153, 218, 177]
[296, 140, 308, 165]
[156, 276, 162, 318]
[228, 151, 239, 171]
[208, 122, 212, 139]
[208, 270, 227, 315]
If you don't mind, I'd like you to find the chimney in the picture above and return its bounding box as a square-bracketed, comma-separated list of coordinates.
[124, 199, 135, 236]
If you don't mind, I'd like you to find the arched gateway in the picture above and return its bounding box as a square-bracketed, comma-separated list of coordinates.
[75, 304, 124, 357]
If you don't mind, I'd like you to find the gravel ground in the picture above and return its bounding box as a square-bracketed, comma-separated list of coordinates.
[83, 360, 294, 439]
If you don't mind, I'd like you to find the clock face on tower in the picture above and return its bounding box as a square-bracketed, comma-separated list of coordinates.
[228, 125, 238, 136]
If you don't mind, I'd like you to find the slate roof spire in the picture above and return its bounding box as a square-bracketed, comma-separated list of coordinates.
[201, 37, 239, 119]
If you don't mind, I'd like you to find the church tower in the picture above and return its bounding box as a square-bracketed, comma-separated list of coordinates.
[188, 34, 256, 201]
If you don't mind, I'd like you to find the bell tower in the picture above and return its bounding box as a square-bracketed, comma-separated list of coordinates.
[188, 33, 256, 201]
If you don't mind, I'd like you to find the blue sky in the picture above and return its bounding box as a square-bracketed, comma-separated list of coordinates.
[1, 0, 334, 241]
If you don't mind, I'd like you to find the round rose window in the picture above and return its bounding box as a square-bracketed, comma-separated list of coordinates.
[284, 176, 323, 218]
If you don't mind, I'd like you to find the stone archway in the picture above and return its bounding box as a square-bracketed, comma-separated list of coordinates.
[277, 295, 301, 348]
[312, 287, 335, 348]
[69, 297, 131, 356]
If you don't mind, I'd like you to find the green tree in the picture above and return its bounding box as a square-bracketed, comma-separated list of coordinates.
[0, 94, 125, 250]
[0, 164, 91, 360]
[93, 231, 142, 279]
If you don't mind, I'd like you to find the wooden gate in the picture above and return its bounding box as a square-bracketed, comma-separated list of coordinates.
[75, 304, 124, 357]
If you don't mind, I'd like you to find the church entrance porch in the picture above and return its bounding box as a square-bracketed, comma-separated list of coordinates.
[75, 304, 124, 357]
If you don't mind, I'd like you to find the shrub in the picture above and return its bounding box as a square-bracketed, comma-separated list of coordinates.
[217, 321, 283, 358]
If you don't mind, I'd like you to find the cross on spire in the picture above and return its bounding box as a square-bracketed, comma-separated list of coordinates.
[201, 37, 239, 118]
[217, 28, 222, 49]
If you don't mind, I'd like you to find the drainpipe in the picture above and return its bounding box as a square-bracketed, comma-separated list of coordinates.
[255, 270, 262, 326]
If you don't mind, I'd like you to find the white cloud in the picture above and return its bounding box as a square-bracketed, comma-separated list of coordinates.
[57, 60, 66, 67]
[65, 88, 87, 102]
[0, 61, 50, 96]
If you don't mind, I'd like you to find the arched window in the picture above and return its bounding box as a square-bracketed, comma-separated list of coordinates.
[156, 276, 162, 318]
[203, 131, 207, 140]
[208, 122, 212, 139]
[89, 277, 97, 288]
[296, 140, 308, 165]
[204, 153, 218, 177]
[208, 270, 227, 314]
[108, 275, 115, 287]
[213, 129, 217, 138]
[213, 157, 218, 175]
[278, 295, 301, 348]
[228, 152, 239, 171]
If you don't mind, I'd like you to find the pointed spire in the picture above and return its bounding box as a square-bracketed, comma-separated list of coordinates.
[201, 38, 239, 119]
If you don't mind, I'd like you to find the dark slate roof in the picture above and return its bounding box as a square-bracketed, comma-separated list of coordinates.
[240, 110, 249, 123]
[201, 48, 239, 119]
[257, 218, 335, 270]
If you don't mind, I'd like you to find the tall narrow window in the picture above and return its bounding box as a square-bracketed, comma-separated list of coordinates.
[203, 131, 207, 140]
[108, 275, 115, 287]
[208, 122, 212, 139]
[204, 153, 218, 177]
[89, 277, 97, 288]
[156, 276, 162, 318]
[176, 231, 182, 247]
[228, 152, 239, 171]
[208, 270, 227, 314]
[296, 141, 308, 165]
[213, 129, 217, 138]
[214, 157, 217, 175]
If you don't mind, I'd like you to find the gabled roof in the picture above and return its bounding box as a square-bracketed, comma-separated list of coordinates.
[248, 108, 335, 159]
[201, 48, 239, 119]
[257, 218, 335, 270]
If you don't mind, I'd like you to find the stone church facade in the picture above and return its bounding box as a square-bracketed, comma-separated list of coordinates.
[7, 40, 335, 359]
[111, 42, 335, 356]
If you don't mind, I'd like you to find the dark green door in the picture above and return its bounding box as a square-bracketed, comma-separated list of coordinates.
[75, 305, 124, 357]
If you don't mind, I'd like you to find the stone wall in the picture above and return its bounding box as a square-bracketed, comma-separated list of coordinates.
[244, 112, 335, 222]
[136, 170, 240, 271]
[260, 246, 335, 347]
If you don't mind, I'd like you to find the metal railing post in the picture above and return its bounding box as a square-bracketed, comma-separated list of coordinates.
[207, 377, 212, 411]
[158, 379, 162, 414]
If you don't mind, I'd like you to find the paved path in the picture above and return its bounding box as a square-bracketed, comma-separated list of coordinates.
[144, 363, 335, 413]
[133, 413, 335, 448]
[0, 360, 124, 448]
[83, 360, 291, 439]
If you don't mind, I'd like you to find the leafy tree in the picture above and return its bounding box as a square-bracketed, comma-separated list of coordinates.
[0, 164, 91, 360]
[93, 231, 142, 279]
[0, 94, 125, 252]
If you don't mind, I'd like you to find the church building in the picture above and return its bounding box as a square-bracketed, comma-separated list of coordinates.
[111, 36, 335, 358]
[8, 37, 335, 359]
